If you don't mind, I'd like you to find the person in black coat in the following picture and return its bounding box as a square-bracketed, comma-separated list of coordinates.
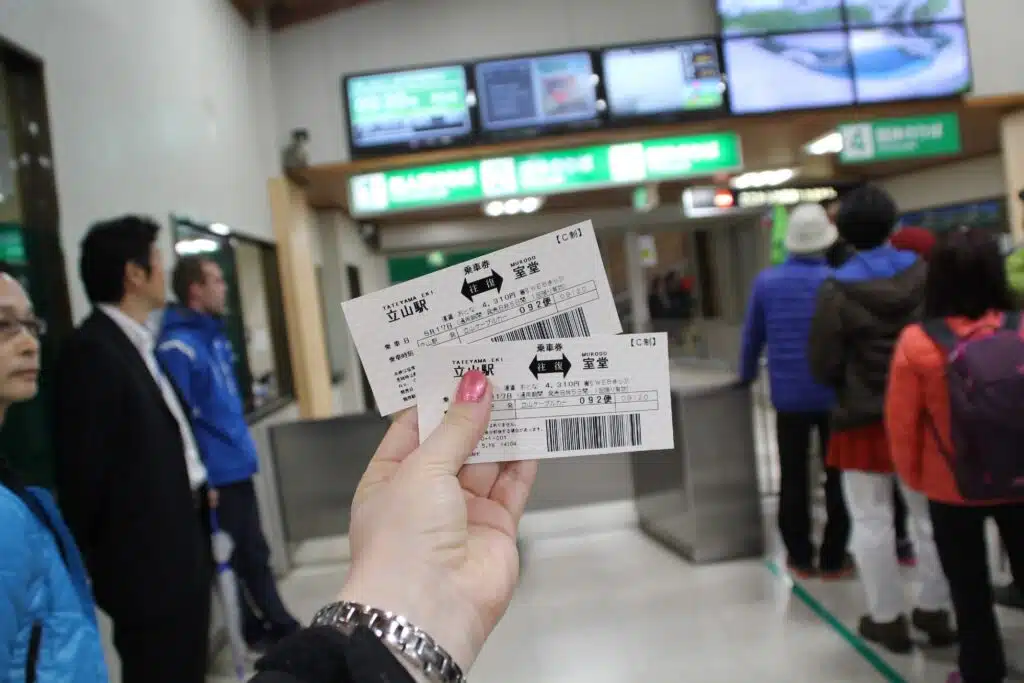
[251, 370, 538, 683]
[54, 216, 213, 683]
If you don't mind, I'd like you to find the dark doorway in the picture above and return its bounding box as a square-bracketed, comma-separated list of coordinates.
[346, 265, 375, 412]
[693, 230, 720, 319]
[0, 40, 74, 488]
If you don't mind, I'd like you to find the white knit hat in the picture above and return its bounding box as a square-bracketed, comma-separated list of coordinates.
[785, 203, 838, 255]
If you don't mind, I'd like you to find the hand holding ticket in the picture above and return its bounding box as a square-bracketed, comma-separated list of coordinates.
[341, 221, 621, 415]
[416, 333, 674, 463]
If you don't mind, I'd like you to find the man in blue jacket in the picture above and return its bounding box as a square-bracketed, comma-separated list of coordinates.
[739, 203, 852, 579]
[157, 255, 300, 651]
[0, 267, 108, 682]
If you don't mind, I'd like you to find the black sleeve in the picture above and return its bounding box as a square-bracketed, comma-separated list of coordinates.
[252, 626, 417, 683]
[52, 338, 119, 558]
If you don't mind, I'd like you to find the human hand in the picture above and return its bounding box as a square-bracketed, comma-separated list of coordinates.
[208, 488, 219, 509]
[339, 370, 538, 671]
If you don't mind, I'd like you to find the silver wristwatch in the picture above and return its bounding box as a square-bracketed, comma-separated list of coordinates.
[311, 601, 466, 683]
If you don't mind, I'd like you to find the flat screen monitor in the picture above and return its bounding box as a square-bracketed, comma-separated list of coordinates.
[725, 30, 855, 114]
[852, 21, 971, 103]
[843, 0, 964, 27]
[717, 0, 844, 36]
[602, 39, 726, 119]
[344, 65, 473, 153]
[474, 51, 599, 133]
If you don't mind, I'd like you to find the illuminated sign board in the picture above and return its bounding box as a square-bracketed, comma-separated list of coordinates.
[349, 132, 744, 217]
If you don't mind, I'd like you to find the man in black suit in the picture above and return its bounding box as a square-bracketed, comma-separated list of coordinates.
[54, 216, 213, 683]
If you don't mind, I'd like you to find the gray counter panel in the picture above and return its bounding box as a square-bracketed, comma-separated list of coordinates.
[632, 373, 764, 563]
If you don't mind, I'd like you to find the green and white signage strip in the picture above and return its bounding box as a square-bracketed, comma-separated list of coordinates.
[348, 132, 744, 217]
[839, 113, 961, 165]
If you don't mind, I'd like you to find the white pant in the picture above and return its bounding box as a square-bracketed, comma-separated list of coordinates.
[843, 471, 951, 622]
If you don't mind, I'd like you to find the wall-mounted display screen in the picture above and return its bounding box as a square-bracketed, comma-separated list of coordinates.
[345, 65, 472, 152]
[602, 40, 726, 118]
[843, 0, 964, 27]
[852, 22, 971, 103]
[474, 51, 599, 132]
[724, 31, 855, 114]
[718, 0, 844, 36]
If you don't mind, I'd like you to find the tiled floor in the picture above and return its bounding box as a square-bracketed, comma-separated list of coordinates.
[269, 529, 883, 683]
[237, 510, 1024, 683]
[798, 568, 1024, 682]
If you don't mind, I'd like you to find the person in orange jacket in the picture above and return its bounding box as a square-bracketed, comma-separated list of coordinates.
[886, 228, 1024, 683]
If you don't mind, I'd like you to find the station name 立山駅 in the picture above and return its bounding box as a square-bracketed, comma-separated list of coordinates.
[348, 131, 744, 217]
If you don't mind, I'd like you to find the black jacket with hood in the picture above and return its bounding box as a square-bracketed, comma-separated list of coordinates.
[809, 246, 927, 431]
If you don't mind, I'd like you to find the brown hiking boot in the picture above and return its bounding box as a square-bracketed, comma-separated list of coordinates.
[912, 608, 958, 647]
[858, 614, 913, 654]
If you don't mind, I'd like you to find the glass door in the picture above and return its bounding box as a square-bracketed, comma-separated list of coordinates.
[171, 217, 256, 413]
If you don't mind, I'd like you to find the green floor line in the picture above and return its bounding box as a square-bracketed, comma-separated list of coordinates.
[765, 560, 908, 683]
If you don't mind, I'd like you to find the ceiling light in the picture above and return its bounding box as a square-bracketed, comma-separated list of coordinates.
[210, 222, 231, 235]
[730, 168, 796, 190]
[484, 200, 505, 217]
[520, 196, 542, 213]
[503, 198, 522, 215]
[805, 131, 844, 156]
[175, 238, 219, 256]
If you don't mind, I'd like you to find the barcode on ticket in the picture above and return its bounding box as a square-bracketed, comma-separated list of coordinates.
[544, 413, 643, 452]
[490, 307, 591, 342]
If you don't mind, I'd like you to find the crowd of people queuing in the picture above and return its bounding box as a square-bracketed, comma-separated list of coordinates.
[740, 186, 1023, 683]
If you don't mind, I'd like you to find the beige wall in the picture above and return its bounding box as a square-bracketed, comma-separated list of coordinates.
[324, 211, 388, 414]
[1, 0, 280, 321]
[877, 154, 1006, 213]
[1002, 111, 1024, 241]
[964, 0, 1024, 100]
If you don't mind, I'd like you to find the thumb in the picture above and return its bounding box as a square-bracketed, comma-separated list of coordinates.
[412, 370, 492, 474]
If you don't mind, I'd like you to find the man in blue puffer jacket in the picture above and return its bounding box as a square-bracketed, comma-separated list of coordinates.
[739, 203, 851, 578]
[0, 268, 108, 682]
[157, 256, 300, 652]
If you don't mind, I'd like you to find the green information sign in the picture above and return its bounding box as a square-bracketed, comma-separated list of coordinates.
[839, 113, 961, 164]
[349, 132, 743, 216]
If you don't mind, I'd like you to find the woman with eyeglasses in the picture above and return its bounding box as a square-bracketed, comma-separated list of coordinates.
[0, 266, 109, 683]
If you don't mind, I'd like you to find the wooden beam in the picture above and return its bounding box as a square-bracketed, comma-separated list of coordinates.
[965, 93, 1024, 111]
[226, 0, 258, 23]
[269, 0, 361, 29]
[268, 177, 334, 419]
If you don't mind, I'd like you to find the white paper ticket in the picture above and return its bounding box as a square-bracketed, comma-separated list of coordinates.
[416, 333, 674, 463]
[341, 221, 622, 416]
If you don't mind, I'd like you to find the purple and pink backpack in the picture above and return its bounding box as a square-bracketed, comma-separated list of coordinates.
[922, 311, 1024, 502]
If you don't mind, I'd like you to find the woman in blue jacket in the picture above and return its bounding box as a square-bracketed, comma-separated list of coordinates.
[0, 268, 108, 682]
[739, 204, 852, 579]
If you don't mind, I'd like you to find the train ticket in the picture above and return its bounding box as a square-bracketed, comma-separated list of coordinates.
[342, 220, 622, 416]
[416, 333, 674, 463]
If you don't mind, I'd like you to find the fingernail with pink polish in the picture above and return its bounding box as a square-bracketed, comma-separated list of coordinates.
[456, 369, 488, 403]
